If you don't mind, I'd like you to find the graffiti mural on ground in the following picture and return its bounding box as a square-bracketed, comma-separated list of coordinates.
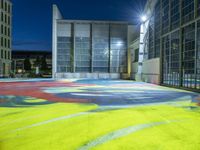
[0, 79, 199, 107]
[0, 79, 200, 150]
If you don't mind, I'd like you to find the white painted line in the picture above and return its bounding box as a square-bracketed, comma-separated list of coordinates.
[13, 112, 91, 132]
[79, 120, 181, 150]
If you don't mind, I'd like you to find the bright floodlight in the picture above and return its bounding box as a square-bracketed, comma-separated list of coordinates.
[141, 15, 147, 22]
[117, 41, 123, 46]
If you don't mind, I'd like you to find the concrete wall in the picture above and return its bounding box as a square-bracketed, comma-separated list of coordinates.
[130, 62, 138, 80]
[54, 73, 121, 79]
[128, 25, 140, 79]
[141, 58, 160, 84]
[129, 38, 139, 80]
[127, 25, 135, 76]
[128, 25, 140, 46]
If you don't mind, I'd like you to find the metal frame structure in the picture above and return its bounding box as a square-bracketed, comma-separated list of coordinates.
[140, 0, 200, 91]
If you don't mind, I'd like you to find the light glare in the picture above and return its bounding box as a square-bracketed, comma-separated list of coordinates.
[141, 15, 147, 22]
[117, 41, 123, 46]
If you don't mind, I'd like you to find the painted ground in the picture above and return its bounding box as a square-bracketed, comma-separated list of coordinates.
[0, 79, 200, 150]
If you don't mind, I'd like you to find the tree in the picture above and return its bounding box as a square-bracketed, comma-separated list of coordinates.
[34, 56, 41, 68]
[41, 56, 48, 70]
[24, 57, 31, 71]
[34, 56, 41, 75]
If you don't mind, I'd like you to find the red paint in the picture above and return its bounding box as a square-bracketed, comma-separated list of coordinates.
[0, 81, 92, 103]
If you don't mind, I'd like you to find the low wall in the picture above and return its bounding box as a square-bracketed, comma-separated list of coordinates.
[141, 73, 160, 84]
[142, 58, 160, 84]
[54, 73, 121, 79]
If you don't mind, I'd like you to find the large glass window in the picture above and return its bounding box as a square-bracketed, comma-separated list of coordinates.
[182, 23, 195, 89]
[110, 24, 127, 73]
[182, 0, 194, 24]
[134, 49, 139, 62]
[57, 23, 72, 73]
[163, 32, 180, 87]
[170, 31, 180, 86]
[154, 0, 161, 58]
[171, 0, 180, 30]
[92, 24, 109, 72]
[56, 22, 128, 74]
[148, 15, 154, 59]
[198, 0, 200, 16]
[75, 24, 91, 72]
[162, 0, 170, 34]
[162, 35, 170, 85]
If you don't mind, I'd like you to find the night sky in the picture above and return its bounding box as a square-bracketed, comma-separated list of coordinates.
[12, 0, 147, 51]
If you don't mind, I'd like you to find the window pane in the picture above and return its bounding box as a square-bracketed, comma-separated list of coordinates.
[110, 24, 127, 73]
[92, 24, 109, 72]
[75, 24, 91, 72]
[182, 23, 195, 88]
[57, 23, 72, 73]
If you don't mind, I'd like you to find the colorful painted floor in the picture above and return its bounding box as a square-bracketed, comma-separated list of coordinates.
[0, 79, 200, 150]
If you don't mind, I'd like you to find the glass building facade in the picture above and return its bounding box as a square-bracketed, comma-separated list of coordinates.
[56, 21, 128, 74]
[144, 0, 200, 90]
[0, 0, 12, 77]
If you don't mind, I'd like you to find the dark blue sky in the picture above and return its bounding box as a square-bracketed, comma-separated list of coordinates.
[12, 0, 146, 51]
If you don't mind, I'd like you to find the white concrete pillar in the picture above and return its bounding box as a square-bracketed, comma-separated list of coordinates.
[136, 20, 149, 81]
[52, 5, 63, 78]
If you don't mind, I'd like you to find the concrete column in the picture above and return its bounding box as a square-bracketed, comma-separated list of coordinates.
[178, 0, 183, 87]
[52, 5, 63, 78]
[108, 24, 111, 73]
[90, 23, 93, 73]
[160, 0, 163, 84]
[195, 21, 198, 89]
[136, 20, 149, 81]
[71, 23, 75, 73]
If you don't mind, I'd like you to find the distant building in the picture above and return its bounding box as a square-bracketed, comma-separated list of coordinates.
[12, 50, 52, 76]
[0, 0, 12, 77]
[52, 5, 134, 79]
[131, 0, 200, 91]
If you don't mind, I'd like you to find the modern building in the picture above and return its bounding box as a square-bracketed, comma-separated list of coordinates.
[12, 49, 52, 76]
[0, 0, 12, 77]
[131, 0, 200, 91]
[52, 5, 135, 79]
